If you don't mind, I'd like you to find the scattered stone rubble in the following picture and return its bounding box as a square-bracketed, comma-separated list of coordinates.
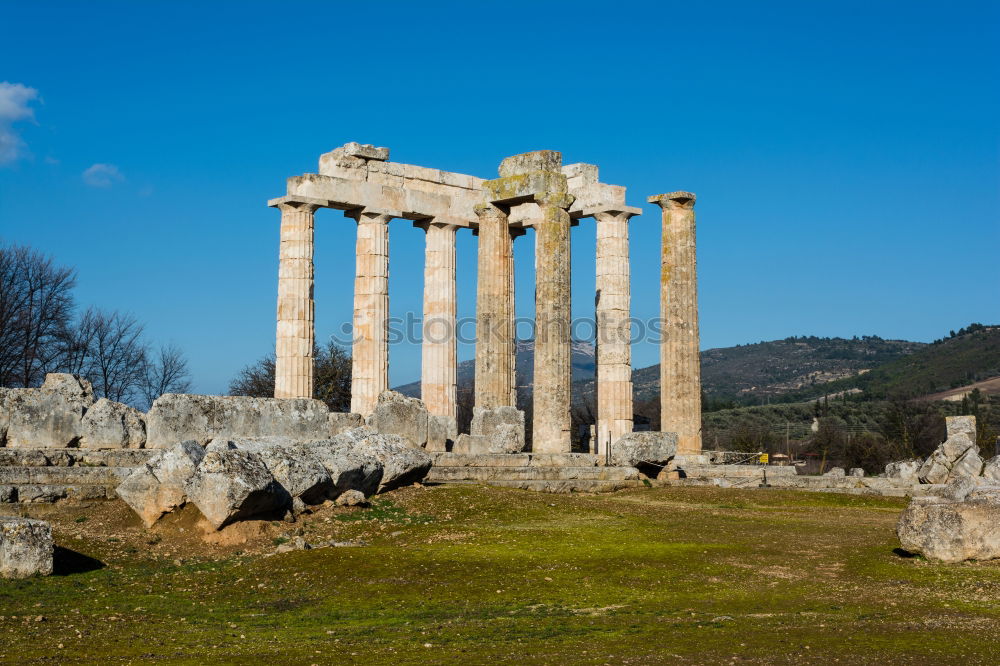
[116, 428, 432, 530]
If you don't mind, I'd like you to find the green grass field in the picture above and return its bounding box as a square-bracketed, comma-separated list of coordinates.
[2, 485, 999, 664]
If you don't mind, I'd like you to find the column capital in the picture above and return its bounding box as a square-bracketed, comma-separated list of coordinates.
[348, 210, 394, 225]
[648, 191, 696, 210]
[474, 202, 508, 219]
[591, 206, 643, 222]
[412, 219, 460, 233]
[534, 191, 575, 209]
[268, 195, 327, 213]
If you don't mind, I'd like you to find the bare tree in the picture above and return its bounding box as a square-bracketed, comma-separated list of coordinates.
[62, 307, 147, 404]
[0, 243, 76, 387]
[139, 343, 192, 409]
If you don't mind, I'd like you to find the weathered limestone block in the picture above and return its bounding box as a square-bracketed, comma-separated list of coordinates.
[471, 406, 526, 454]
[918, 432, 980, 484]
[0, 517, 53, 578]
[897, 491, 1000, 563]
[117, 440, 205, 527]
[823, 467, 846, 477]
[0, 374, 94, 448]
[329, 412, 364, 436]
[499, 150, 562, 177]
[304, 429, 384, 497]
[0, 487, 14, 503]
[949, 446, 984, 482]
[145, 394, 330, 448]
[451, 433, 490, 455]
[610, 432, 678, 469]
[849, 468, 865, 478]
[185, 448, 282, 529]
[885, 459, 922, 481]
[941, 476, 979, 502]
[982, 456, 1000, 482]
[80, 398, 146, 449]
[366, 433, 432, 492]
[426, 415, 457, 453]
[946, 415, 977, 443]
[365, 391, 428, 448]
[211, 437, 332, 505]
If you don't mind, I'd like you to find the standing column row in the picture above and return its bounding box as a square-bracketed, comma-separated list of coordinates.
[594, 210, 636, 450]
[419, 221, 458, 419]
[650, 192, 702, 455]
[350, 211, 391, 416]
[274, 201, 320, 399]
[532, 192, 575, 453]
[473, 203, 515, 410]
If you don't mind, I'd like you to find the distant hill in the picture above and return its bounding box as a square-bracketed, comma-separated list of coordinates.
[394, 340, 596, 398]
[782, 324, 1000, 401]
[396, 335, 925, 405]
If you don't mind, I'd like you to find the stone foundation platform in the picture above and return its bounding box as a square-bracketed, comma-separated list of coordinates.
[0, 449, 159, 503]
[427, 453, 643, 493]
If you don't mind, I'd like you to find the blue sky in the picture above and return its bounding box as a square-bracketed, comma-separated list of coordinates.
[1, 0, 997, 394]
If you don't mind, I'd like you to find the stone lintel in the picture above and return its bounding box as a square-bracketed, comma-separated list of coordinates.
[499, 150, 562, 177]
[482, 171, 568, 206]
[648, 191, 697, 209]
[342, 141, 389, 161]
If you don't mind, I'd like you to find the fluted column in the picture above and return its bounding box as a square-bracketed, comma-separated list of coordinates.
[594, 210, 637, 449]
[418, 221, 458, 419]
[649, 192, 701, 455]
[350, 211, 392, 416]
[532, 192, 575, 453]
[509, 227, 526, 407]
[474, 203, 514, 409]
[274, 201, 320, 399]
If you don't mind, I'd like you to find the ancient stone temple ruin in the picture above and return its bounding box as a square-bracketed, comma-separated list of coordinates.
[268, 143, 703, 459]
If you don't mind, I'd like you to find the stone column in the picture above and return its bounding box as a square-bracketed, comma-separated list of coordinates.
[509, 227, 526, 407]
[418, 221, 458, 419]
[350, 211, 392, 416]
[532, 192, 575, 453]
[649, 192, 701, 455]
[473, 203, 514, 409]
[594, 210, 636, 449]
[274, 201, 320, 399]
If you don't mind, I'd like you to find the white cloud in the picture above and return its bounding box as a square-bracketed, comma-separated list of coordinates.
[82, 163, 125, 188]
[0, 81, 40, 165]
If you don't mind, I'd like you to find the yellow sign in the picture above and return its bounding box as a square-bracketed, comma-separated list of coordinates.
[759, 453, 769, 464]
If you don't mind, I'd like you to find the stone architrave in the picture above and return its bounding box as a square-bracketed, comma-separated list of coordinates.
[273, 200, 321, 400]
[649, 191, 701, 456]
[594, 209, 638, 448]
[418, 221, 459, 420]
[473, 203, 515, 410]
[532, 191, 575, 453]
[350, 211, 392, 417]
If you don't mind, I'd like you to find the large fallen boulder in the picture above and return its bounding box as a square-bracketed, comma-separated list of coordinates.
[117, 440, 205, 527]
[470, 406, 525, 454]
[212, 438, 332, 505]
[610, 432, 677, 472]
[365, 391, 428, 448]
[897, 485, 1000, 563]
[363, 431, 433, 492]
[304, 430, 385, 498]
[918, 432, 982, 484]
[0, 373, 94, 448]
[184, 447, 283, 529]
[0, 517, 53, 578]
[145, 394, 330, 448]
[80, 398, 146, 449]
[885, 459, 922, 481]
[329, 412, 364, 436]
[982, 456, 1000, 483]
[426, 415, 457, 452]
